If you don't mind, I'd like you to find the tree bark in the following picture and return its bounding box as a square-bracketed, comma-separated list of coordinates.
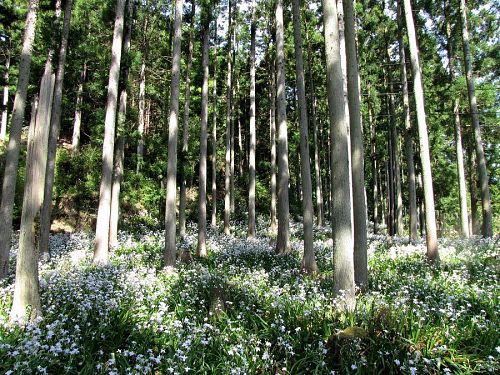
[224, 0, 233, 235]
[403, 0, 439, 261]
[397, 0, 418, 242]
[39, 0, 74, 258]
[275, 0, 290, 254]
[211, 18, 218, 230]
[323, 0, 355, 309]
[108, 0, 132, 249]
[11, 61, 54, 322]
[71, 61, 86, 153]
[292, 0, 316, 273]
[343, 0, 367, 286]
[164, 0, 184, 267]
[0, 42, 10, 141]
[179, 0, 195, 238]
[197, 9, 210, 257]
[270, 51, 277, 234]
[305, 23, 324, 227]
[0, 0, 39, 281]
[248, 0, 257, 239]
[343, 0, 367, 285]
[93, 0, 126, 264]
[460, 0, 492, 237]
[368, 101, 379, 233]
[467, 145, 479, 234]
[108, 123, 125, 248]
[136, 15, 148, 173]
[443, 0, 469, 238]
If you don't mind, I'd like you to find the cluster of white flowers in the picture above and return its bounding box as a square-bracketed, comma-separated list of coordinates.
[0, 219, 498, 374]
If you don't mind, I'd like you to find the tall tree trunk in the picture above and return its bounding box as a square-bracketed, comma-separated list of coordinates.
[397, 0, 418, 242]
[197, 9, 211, 257]
[385, 81, 395, 237]
[467, 146, 479, 234]
[164, 0, 184, 267]
[323, 0, 355, 309]
[275, 0, 290, 254]
[230, 77, 235, 214]
[0, 42, 10, 141]
[369, 102, 379, 233]
[109, 0, 133, 249]
[39, 0, 74, 258]
[305, 42, 324, 227]
[248, 0, 257, 239]
[93, 0, 126, 264]
[237, 76, 244, 178]
[136, 15, 148, 173]
[344, 0, 367, 287]
[337, 1, 350, 135]
[0, 0, 39, 281]
[443, 0, 469, 238]
[108, 126, 125, 248]
[385, 56, 402, 236]
[71, 61, 86, 153]
[211, 18, 218, 230]
[270, 52, 277, 234]
[10, 62, 54, 322]
[224, 0, 233, 235]
[453, 99, 469, 237]
[460, 0, 492, 237]
[292, 0, 316, 273]
[179, 0, 195, 238]
[403, 0, 439, 261]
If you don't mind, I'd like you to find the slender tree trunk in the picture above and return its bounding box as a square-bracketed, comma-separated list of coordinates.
[344, 0, 367, 286]
[275, 0, 290, 254]
[270, 53, 277, 234]
[323, 0, 355, 309]
[136, 59, 146, 171]
[237, 76, 244, 178]
[108, 126, 125, 248]
[164, 0, 184, 267]
[248, 0, 257, 239]
[71, 61, 86, 153]
[10, 97, 40, 322]
[0, 0, 39, 281]
[136, 16, 148, 173]
[11, 61, 54, 322]
[443, 0, 469, 238]
[197, 10, 210, 257]
[397, 0, 418, 242]
[304, 13, 324, 228]
[39, 0, 74, 258]
[224, 0, 233, 235]
[403, 0, 439, 261]
[385, 58, 402, 236]
[369, 103, 379, 233]
[93, 0, 126, 264]
[292, 0, 316, 272]
[460, 0, 492, 237]
[386, 88, 395, 237]
[453, 99, 470, 237]
[337, 1, 350, 135]
[109, 0, 132, 249]
[211, 20, 218, 230]
[0, 43, 10, 141]
[179, 0, 195, 238]
[230, 80, 235, 214]
[468, 146, 479, 234]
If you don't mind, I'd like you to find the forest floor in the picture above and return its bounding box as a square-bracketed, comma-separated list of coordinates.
[0, 218, 498, 374]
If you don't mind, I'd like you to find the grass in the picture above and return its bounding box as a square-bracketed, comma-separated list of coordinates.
[0, 218, 498, 374]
